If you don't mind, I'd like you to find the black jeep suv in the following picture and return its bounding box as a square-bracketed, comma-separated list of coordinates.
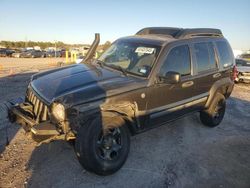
[10, 27, 235, 175]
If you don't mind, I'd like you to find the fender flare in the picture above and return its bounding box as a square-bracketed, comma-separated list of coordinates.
[205, 77, 234, 108]
[72, 101, 139, 135]
[100, 102, 138, 135]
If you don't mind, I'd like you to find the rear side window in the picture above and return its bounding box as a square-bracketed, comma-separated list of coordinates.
[160, 45, 191, 76]
[194, 42, 217, 72]
[207, 43, 217, 69]
[216, 41, 234, 67]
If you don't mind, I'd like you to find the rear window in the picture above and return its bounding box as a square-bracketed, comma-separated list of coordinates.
[194, 42, 217, 72]
[216, 41, 234, 68]
[160, 45, 191, 76]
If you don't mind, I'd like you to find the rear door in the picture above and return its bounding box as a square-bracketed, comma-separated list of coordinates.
[191, 41, 220, 98]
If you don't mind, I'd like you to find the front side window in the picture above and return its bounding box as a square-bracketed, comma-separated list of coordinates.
[160, 45, 191, 76]
[98, 40, 161, 77]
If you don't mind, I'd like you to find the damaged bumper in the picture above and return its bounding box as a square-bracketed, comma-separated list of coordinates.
[10, 102, 60, 141]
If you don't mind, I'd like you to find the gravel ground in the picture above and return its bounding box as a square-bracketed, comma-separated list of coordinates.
[0, 57, 250, 188]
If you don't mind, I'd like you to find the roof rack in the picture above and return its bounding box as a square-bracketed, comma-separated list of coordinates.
[136, 27, 223, 39]
[176, 28, 223, 38]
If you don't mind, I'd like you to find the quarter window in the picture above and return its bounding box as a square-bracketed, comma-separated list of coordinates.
[160, 45, 191, 76]
[216, 41, 234, 67]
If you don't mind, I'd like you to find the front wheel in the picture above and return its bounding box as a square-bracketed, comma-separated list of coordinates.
[75, 117, 130, 175]
[200, 93, 226, 127]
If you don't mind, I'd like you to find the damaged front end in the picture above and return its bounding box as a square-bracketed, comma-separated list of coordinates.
[9, 86, 74, 143]
[8, 33, 102, 143]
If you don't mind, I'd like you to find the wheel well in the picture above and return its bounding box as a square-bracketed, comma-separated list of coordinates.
[101, 111, 137, 136]
[206, 78, 234, 108]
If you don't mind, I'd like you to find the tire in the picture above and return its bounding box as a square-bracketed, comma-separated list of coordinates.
[75, 116, 130, 175]
[200, 93, 226, 127]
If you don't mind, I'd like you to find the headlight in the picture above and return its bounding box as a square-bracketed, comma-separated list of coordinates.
[52, 103, 65, 121]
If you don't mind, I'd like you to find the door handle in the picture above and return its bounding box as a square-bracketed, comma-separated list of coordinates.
[182, 81, 194, 88]
[213, 73, 221, 78]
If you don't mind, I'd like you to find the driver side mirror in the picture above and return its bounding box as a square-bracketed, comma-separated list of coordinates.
[158, 71, 181, 84]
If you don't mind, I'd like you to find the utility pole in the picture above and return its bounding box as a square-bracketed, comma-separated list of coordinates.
[55, 40, 57, 58]
[25, 36, 28, 49]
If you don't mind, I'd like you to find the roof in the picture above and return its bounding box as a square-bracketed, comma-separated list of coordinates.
[115, 27, 224, 46]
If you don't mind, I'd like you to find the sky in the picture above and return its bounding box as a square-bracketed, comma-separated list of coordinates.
[0, 0, 250, 50]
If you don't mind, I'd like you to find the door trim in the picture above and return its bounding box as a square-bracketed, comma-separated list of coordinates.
[137, 92, 209, 117]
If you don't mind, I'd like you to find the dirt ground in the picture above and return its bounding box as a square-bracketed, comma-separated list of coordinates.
[0, 57, 250, 188]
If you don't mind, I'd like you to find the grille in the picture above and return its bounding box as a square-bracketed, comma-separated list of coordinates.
[26, 87, 49, 122]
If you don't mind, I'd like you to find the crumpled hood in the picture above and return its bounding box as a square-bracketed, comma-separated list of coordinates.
[31, 64, 145, 106]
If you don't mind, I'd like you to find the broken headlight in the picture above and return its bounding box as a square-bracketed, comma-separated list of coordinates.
[52, 103, 65, 121]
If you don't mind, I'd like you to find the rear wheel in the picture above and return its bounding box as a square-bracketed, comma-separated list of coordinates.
[200, 93, 226, 127]
[75, 117, 130, 175]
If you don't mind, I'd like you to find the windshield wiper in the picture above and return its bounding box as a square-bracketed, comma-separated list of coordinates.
[95, 59, 104, 68]
[107, 64, 128, 76]
[95, 60, 128, 76]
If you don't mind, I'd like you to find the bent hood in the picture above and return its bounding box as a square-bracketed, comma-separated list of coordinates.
[31, 64, 146, 106]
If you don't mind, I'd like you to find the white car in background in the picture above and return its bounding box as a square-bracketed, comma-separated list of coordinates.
[235, 58, 250, 83]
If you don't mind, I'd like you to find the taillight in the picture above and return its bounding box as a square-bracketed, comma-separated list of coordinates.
[232, 65, 238, 81]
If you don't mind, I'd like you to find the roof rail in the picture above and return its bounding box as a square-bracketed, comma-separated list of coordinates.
[176, 28, 223, 39]
[136, 27, 183, 38]
[136, 27, 223, 39]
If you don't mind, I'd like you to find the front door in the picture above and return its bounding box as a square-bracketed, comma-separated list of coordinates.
[147, 44, 195, 126]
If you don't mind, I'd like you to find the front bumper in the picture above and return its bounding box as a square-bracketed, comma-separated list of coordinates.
[10, 102, 60, 138]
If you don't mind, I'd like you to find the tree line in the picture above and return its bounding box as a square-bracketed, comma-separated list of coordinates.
[0, 40, 112, 51]
[0, 40, 69, 49]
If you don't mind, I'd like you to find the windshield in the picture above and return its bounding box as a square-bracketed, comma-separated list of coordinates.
[98, 40, 161, 77]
